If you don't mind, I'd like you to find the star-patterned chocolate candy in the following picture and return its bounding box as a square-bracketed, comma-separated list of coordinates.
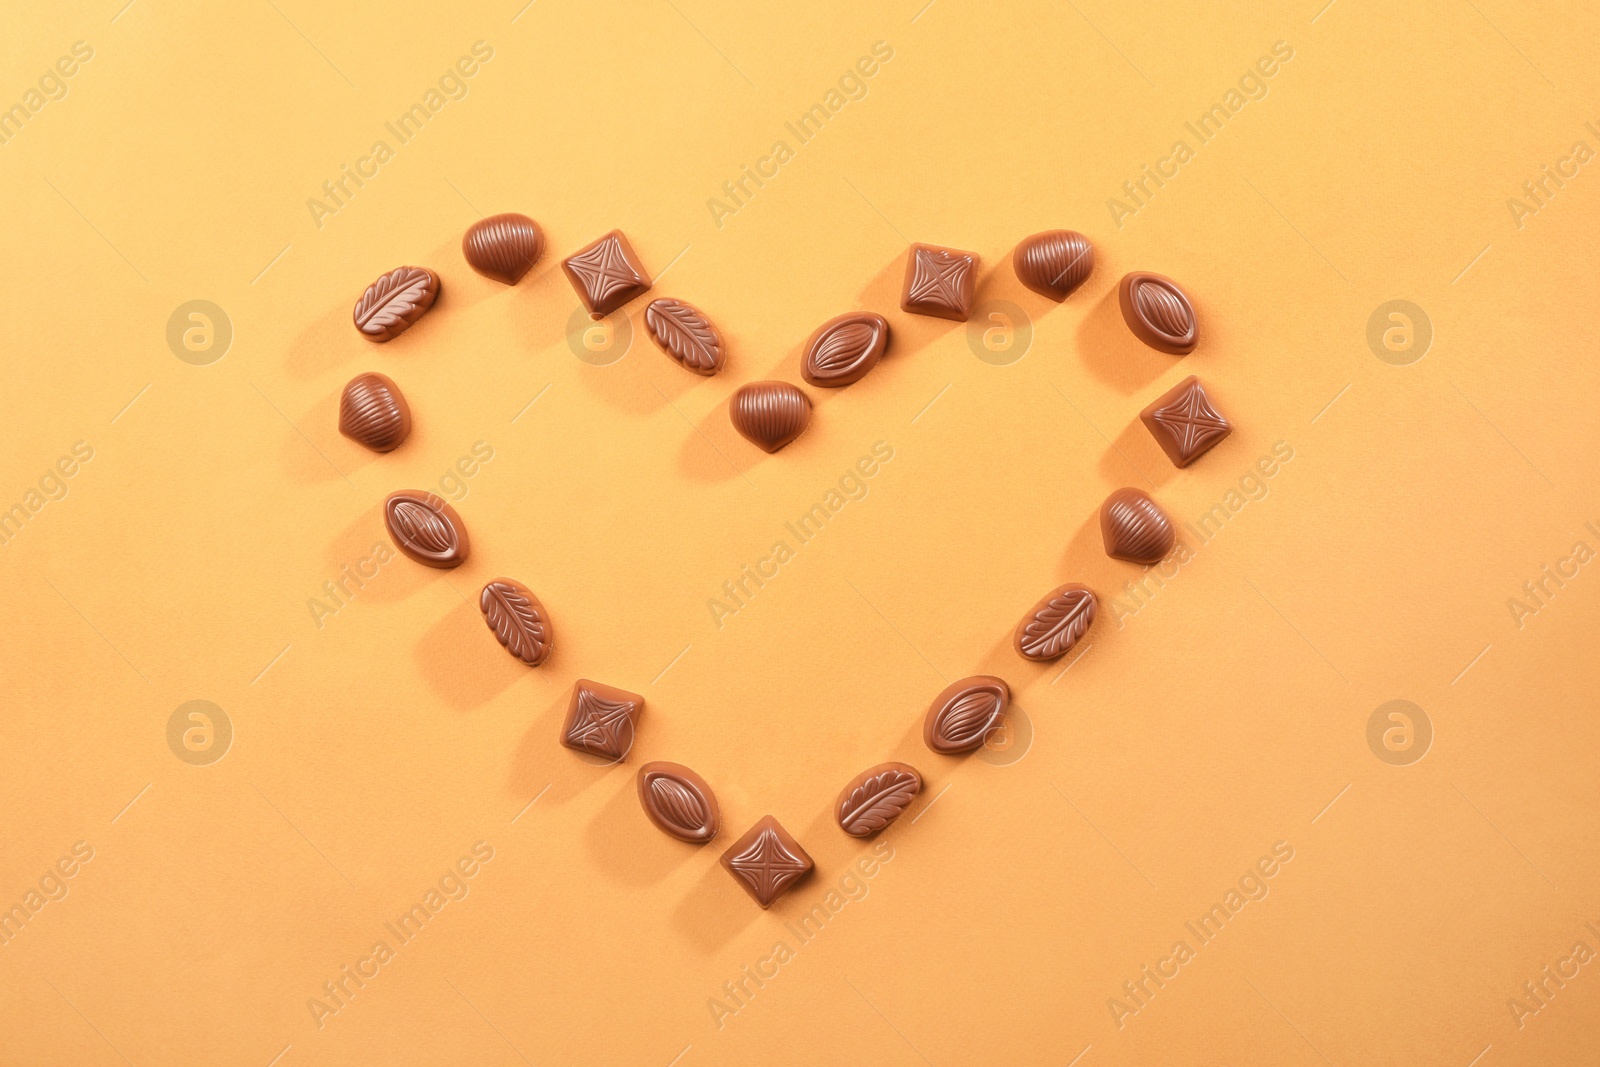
[560, 679, 643, 762]
[901, 242, 978, 321]
[1140, 375, 1232, 468]
[721, 815, 813, 908]
[562, 229, 651, 319]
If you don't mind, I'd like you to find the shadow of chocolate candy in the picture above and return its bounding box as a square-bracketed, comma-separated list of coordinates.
[414, 598, 525, 712]
[584, 775, 697, 886]
[1077, 285, 1170, 395]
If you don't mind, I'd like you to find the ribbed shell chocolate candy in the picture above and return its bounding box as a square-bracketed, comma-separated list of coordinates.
[1100, 488, 1175, 564]
[730, 381, 811, 453]
[637, 761, 719, 843]
[338, 372, 411, 452]
[802, 312, 889, 387]
[353, 266, 440, 342]
[1119, 272, 1197, 354]
[923, 676, 1010, 755]
[383, 490, 469, 568]
[462, 213, 544, 285]
[1014, 584, 1097, 662]
[1013, 230, 1094, 301]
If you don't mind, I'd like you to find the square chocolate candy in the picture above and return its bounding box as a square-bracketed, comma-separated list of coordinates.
[1140, 375, 1232, 468]
[721, 815, 813, 907]
[562, 229, 651, 319]
[900, 243, 978, 321]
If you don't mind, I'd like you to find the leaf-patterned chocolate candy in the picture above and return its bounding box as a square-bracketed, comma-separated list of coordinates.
[730, 381, 811, 453]
[637, 761, 719, 843]
[923, 676, 1010, 755]
[644, 298, 724, 375]
[338, 372, 411, 453]
[1014, 584, 1097, 662]
[479, 578, 552, 666]
[801, 312, 889, 388]
[383, 490, 469, 568]
[353, 266, 440, 342]
[1118, 272, 1197, 354]
[1100, 487, 1175, 564]
[1013, 230, 1094, 301]
[462, 213, 544, 285]
[836, 762, 922, 837]
[562, 679, 641, 761]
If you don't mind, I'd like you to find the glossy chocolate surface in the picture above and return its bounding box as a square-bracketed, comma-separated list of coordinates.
[721, 815, 813, 908]
[338, 372, 411, 453]
[1013, 230, 1094, 301]
[802, 312, 889, 387]
[353, 266, 439, 342]
[563, 679, 641, 762]
[923, 676, 1010, 755]
[562, 229, 651, 319]
[1119, 272, 1197, 354]
[836, 762, 922, 837]
[1014, 584, 1097, 662]
[730, 381, 811, 453]
[637, 761, 719, 842]
[1100, 488, 1175, 564]
[1141, 375, 1231, 467]
[644, 298, 724, 375]
[383, 490, 469, 568]
[480, 578, 552, 667]
[901, 243, 978, 321]
[463, 213, 544, 285]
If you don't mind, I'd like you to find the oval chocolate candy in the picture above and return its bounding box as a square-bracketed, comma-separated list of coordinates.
[479, 578, 552, 667]
[836, 762, 922, 837]
[353, 266, 440, 343]
[801, 312, 889, 388]
[923, 676, 1010, 755]
[1100, 487, 1175, 564]
[1013, 230, 1094, 301]
[1118, 272, 1197, 354]
[383, 490, 470, 568]
[644, 298, 725, 375]
[1014, 583, 1097, 662]
[637, 761, 719, 843]
[463, 213, 544, 285]
[730, 381, 811, 453]
[338, 372, 411, 453]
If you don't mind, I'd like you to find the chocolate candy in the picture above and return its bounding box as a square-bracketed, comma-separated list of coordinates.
[463, 213, 544, 285]
[722, 815, 813, 908]
[802, 312, 889, 388]
[563, 679, 641, 762]
[1014, 584, 1097, 662]
[1141, 375, 1231, 468]
[1013, 230, 1094, 301]
[338, 372, 411, 453]
[1119, 272, 1197, 354]
[384, 490, 469, 568]
[730, 381, 811, 453]
[479, 578, 552, 666]
[901, 243, 978, 321]
[644, 298, 724, 375]
[637, 761, 719, 842]
[923, 676, 1009, 755]
[562, 229, 651, 319]
[1100, 488, 1175, 564]
[836, 763, 922, 837]
[353, 266, 439, 342]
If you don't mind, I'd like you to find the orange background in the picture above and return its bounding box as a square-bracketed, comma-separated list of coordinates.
[2, 0, 1598, 1064]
